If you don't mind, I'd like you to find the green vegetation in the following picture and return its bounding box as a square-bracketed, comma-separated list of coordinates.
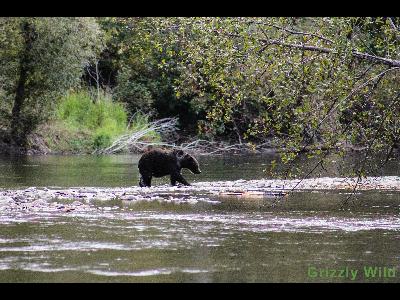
[1, 17, 400, 176]
[57, 90, 127, 148]
[0, 17, 103, 147]
[39, 90, 160, 153]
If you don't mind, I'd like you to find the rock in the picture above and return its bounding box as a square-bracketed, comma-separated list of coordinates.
[2, 176, 400, 213]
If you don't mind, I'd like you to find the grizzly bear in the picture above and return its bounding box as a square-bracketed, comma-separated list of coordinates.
[138, 149, 201, 187]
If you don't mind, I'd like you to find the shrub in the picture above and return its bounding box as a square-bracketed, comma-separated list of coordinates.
[51, 89, 161, 152]
[56, 89, 128, 150]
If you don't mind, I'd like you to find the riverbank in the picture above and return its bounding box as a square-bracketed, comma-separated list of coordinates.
[0, 129, 359, 156]
[2, 176, 400, 213]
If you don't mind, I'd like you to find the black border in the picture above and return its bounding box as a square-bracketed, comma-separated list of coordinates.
[2, 0, 399, 17]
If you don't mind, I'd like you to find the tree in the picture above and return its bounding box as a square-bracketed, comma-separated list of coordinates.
[139, 18, 400, 174]
[0, 17, 103, 147]
[95, 17, 201, 133]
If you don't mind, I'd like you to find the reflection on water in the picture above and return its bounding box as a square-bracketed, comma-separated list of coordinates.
[2, 152, 400, 188]
[0, 154, 400, 282]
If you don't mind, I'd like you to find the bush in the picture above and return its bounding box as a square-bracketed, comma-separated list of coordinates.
[55, 90, 128, 150]
[47, 89, 161, 152]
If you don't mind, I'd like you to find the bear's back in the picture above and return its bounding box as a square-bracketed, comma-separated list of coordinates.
[138, 149, 176, 177]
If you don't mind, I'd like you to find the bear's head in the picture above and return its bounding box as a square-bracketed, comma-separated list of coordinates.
[174, 149, 201, 174]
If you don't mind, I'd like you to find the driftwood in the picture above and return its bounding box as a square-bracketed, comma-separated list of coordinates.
[93, 115, 280, 155]
[93, 117, 180, 154]
[93, 119, 357, 156]
[92, 113, 372, 156]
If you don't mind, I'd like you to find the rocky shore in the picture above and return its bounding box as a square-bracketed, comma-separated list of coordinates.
[1, 176, 400, 213]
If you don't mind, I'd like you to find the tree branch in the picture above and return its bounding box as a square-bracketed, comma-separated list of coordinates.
[260, 38, 400, 67]
[217, 30, 400, 68]
[235, 19, 334, 44]
[261, 22, 334, 44]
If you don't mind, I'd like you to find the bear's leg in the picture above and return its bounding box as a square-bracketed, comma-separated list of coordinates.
[170, 176, 177, 186]
[139, 175, 152, 187]
[171, 172, 190, 186]
[139, 176, 145, 187]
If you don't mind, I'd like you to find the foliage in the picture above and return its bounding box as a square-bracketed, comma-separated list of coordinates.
[93, 17, 200, 132]
[49, 90, 161, 152]
[2, 17, 400, 177]
[56, 90, 127, 149]
[0, 17, 103, 145]
[136, 17, 400, 174]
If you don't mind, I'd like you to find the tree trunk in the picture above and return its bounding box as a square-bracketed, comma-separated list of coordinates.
[10, 21, 34, 147]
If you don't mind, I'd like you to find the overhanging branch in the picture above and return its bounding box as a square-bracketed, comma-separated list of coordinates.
[217, 30, 400, 68]
[260, 38, 400, 67]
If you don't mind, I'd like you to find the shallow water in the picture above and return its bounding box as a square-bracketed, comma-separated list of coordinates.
[0, 154, 400, 282]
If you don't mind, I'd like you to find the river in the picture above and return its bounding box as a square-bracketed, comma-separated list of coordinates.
[0, 154, 399, 282]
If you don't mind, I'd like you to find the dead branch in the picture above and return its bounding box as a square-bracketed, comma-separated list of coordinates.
[93, 117, 179, 154]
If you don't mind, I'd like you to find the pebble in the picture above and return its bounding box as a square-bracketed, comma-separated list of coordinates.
[2, 177, 400, 213]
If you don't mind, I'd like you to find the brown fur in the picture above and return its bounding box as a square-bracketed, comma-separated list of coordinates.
[138, 149, 201, 187]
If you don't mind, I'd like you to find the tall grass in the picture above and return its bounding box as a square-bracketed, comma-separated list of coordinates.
[47, 89, 160, 152]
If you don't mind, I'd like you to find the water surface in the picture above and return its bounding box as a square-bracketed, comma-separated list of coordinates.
[0, 154, 399, 282]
